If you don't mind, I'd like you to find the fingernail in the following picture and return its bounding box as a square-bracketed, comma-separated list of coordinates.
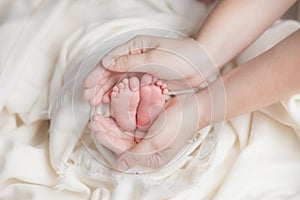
[117, 159, 129, 171]
[102, 59, 115, 68]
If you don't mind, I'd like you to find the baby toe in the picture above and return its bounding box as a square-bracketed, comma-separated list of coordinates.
[118, 82, 125, 90]
[129, 76, 139, 91]
[162, 88, 168, 95]
[155, 80, 163, 86]
[122, 78, 129, 85]
[141, 73, 152, 86]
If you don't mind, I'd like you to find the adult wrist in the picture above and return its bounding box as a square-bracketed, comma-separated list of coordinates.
[195, 33, 229, 70]
[181, 38, 218, 82]
[195, 88, 212, 130]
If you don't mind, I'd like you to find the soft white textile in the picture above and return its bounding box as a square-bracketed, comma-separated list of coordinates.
[0, 0, 300, 199]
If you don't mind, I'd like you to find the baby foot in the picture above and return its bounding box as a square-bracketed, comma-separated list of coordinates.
[110, 77, 140, 132]
[89, 115, 136, 155]
[137, 74, 168, 131]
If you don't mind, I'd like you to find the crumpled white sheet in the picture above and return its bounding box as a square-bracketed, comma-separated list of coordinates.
[0, 0, 300, 199]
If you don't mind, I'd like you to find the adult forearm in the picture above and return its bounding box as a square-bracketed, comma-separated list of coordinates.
[198, 29, 300, 127]
[196, 0, 296, 68]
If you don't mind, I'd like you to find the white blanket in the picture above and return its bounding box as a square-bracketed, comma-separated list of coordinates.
[0, 0, 300, 199]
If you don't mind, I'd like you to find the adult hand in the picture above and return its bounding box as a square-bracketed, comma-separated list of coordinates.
[88, 115, 137, 155]
[101, 35, 216, 90]
[83, 36, 217, 106]
[115, 93, 205, 171]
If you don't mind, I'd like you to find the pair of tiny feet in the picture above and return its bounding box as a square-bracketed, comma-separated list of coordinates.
[89, 74, 168, 151]
[110, 74, 168, 132]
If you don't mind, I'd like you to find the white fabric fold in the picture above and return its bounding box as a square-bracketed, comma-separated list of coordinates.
[0, 0, 300, 199]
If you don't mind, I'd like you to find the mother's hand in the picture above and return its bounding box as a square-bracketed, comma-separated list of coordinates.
[83, 36, 217, 106]
[115, 93, 204, 171]
[102, 36, 209, 89]
[89, 88, 210, 170]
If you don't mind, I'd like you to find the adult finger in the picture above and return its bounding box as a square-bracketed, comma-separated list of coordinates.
[101, 35, 169, 76]
[84, 66, 110, 89]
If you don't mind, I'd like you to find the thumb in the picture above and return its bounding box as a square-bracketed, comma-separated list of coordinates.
[114, 135, 172, 171]
[114, 115, 177, 171]
[101, 35, 159, 73]
[104, 53, 157, 74]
